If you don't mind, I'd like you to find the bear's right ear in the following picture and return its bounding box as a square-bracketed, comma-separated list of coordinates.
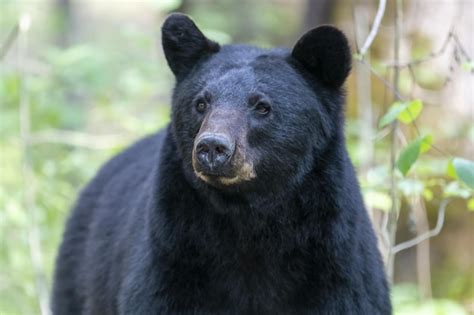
[162, 13, 220, 80]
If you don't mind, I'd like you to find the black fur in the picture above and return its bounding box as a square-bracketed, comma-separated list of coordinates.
[162, 13, 220, 80]
[52, 14, 391, 315]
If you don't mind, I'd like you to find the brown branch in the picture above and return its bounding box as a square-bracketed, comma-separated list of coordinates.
[358, 59, 405, 100]
[350, 0, 360, 52]
[28, 130, 129, 150]
[452, 33, 472, 61]
[383, 30, 454, 68]
[17, 14, 51, 315]
[0, 23, 19, 60]
[391, 199, 450, 255]
[382, 30, 472, 69]
[413, 196, 432, 298]
[385, 0, 403, 283]
[358, 0, 387, 57]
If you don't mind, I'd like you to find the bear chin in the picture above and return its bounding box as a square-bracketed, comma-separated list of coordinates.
[195, 172, 250, 187]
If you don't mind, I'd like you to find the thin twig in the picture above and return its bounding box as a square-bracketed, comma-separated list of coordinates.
[358, 59, 405, 100]
[382, 30, 472, 74]
[413, 196, 432, 298]
[383, 30, 454, 68]
[28, 130, 129, 150]
[350, 0, 360, 52]
[386, 0, 403, 283]
[359, 0, 387, 56]
[0, 22, 19, 60]
[391, 199, 450, 255]
[379, 211, 390, 249]
[17, 13, 51, 315]
[452, 33, 472, 61]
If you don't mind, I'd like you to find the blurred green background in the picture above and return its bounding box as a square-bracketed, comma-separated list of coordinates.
[0, 0, 473, 314]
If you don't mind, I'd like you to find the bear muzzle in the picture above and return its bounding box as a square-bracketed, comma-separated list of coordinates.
[192, 107, 256, 186]
[192, 134, 256, 186]
[194, 132, 235, 175]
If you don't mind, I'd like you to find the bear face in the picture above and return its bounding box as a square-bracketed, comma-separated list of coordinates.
[162, 13, 351, 196]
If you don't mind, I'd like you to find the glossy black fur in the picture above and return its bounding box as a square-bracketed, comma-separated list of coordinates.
[52, 14, 391, 315]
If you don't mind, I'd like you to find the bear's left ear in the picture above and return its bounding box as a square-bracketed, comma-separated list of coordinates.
[291, 26, 351, 88]
[162, 13, 220, 79]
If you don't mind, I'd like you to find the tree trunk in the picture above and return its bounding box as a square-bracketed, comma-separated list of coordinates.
[302, 0, 336, 31]
[56, 0, 76, 46]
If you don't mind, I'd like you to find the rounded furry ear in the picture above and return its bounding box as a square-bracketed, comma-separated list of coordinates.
[291, 26, 351, 88]
[162, 13, 220, 79]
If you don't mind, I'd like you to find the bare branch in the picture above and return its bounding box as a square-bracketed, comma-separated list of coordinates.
[382, 30, 472, 72]
[28, 130, 130, 150]
[383, 31, 454, 68]
[391, 199, 450, 255]
[0, 23, 19, 60]
[18, 14, 51, 315]
[385, 0, 403, 283]
[359, 0, 387, 56]
[358, 59, 405, 100]
[452, 33, 472, 61]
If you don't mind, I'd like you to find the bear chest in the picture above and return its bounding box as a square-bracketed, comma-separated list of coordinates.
[158, 234, 317, 312]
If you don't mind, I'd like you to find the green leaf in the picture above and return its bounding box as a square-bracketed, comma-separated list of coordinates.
[446, 159, 458, 179]
[419, 134, 432, 153]
[379, 102, 405, 128]
[353, 53, 363, 61]
[398, 99, 423, 124]
[462, 61, 474, 72]
[379, 99, 424, 128]
[444, 181, 471, 199]
[398, 178, 424, 197]
[396, 135, 431, 176]
[468, 198, 474, 211]
[423, 188, 434, 201]
[397, 140, 421, 176]
[363, 191, 392, 212]
[453, 158, 474, 189]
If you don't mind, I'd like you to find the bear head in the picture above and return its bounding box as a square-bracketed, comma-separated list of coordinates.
[162, 13, 351, 197]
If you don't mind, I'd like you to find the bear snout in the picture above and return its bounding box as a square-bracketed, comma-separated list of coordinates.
[194, 132, 235, 174]
[192, 132, 256, 186]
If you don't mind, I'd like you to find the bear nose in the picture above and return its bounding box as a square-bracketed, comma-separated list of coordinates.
[195, 133, 234, 174]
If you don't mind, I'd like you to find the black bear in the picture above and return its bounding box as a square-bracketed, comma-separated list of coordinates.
[52, 13, 391, 315]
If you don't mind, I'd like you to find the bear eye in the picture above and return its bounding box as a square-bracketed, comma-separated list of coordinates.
[254, 101, 271, 116]
[195, 100, 208, 113]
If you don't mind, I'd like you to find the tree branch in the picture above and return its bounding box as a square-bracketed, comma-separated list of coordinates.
[359, 0, 387, 57]
[358, 59, 405, 100]
[0, 23, 19, 60]
[383, 30, 454, 68]
[385, 0, 403, 283]
[17, 14, 51, 315]
[28, 130, 129, 150]
[391, 199, 450, 255]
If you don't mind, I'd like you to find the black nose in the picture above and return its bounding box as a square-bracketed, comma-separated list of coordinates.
[195, 134, 234, 174]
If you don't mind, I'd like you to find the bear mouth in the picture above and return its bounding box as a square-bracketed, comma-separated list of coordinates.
[191, 141, 257, 187]
[194, 161, 256, 187]
[194, 171, 240, 186]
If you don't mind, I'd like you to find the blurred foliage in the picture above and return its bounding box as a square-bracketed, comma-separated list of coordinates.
[393, 284, 469, 315]
[1, 2, 171, 312]
[1, 0, 473, 314]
